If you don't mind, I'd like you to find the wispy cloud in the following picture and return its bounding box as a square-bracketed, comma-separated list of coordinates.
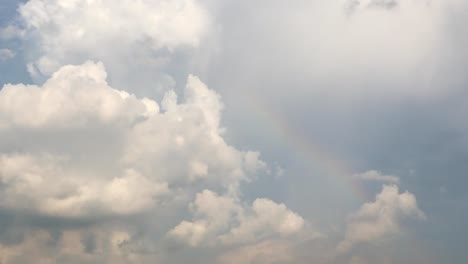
[353, 170, 400, 184]
[0, 48, 14, 61]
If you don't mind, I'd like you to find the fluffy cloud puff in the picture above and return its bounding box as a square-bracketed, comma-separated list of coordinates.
[168, 190, 305, 247]
[337, 184, 425, 254]
[0, 61, 266, 219]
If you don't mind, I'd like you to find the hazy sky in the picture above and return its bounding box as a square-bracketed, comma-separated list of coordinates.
[1, 0, 468, 263]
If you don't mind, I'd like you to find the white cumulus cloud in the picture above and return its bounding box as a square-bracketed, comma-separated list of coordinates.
[168, 189, 305, 247]
[0, 61, 266, 219]
[337, 184, 425, 253]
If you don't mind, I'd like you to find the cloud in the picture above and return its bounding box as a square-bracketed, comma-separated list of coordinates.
[1, 0, 463, 262]
[353, 170, 400, 184]
[0, 227, 156, 264]
[348, 255, 370, 264]
[196, 5, 465, 263]
[0, 48, 15, 61]
[0, 60, 310, 263]
[168, 189, 305, 247]
[0, 2, 314, 262]
[0, 61, 265, 219]
[13, 0, 211, 96]
[0, 25, 22, 40]
[0, 154, 169, 217]
[337, 185, 425, 254]
[217, 240, 296, 264]
[0, 61, 156, 129]
[345, 0, 399, 12]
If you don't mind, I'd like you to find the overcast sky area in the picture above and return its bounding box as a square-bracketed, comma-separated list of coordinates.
[0, 0, 467, 263]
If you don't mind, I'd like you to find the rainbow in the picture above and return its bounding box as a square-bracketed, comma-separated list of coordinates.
[245, 90, 369, 202]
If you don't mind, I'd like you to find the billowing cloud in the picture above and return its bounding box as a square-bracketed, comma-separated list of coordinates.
[0, 60, 311, 263]
[0, 61, 266, 219]
[337, 185, 425, 254]
[1, 0, 465, 262]
[0, 61, 156, 129]
[0, 154, 169, 216]
[168, 189, 305, 247]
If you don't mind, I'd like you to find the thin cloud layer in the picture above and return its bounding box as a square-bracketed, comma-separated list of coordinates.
[353, 170, 400, 184]
[0, 48, 15, 61]
[217, 240, 296, 264]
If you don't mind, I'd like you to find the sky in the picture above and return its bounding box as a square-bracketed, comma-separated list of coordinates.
[0, 0, 467, 263]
